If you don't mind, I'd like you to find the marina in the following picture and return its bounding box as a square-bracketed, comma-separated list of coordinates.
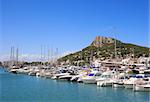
[0, 67, 150, 102]
[1, 57, 150, 93]
[1, 0, 149, 102]
[1, 43, 150, 102]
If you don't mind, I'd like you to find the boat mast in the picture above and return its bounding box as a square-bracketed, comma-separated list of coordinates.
[114, 38, 117, 59]
[41, 45, 43, 65]
[10, 46, 13, 66]
[48, 46, 50, 64]
[16, 47, 19, 65]
[43, 45, 46, 63]
[90, 50, 93, 67]
[51, 46, 53, 64]
[12, 46, 15, 65]
[112, 27, 117, 60]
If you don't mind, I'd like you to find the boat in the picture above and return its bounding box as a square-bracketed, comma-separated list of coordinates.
[58, 74, 73, 81]
[71, 71, 87, 82]
[96, 71, 115, 86]
[112, 73, 126, 88]
[113, 79, 125, 88]
[124, 74, 144, 89]
[9, 66, 19, 74]
[44, 72, 52, 78]
[28, 71, 36, 76]
[133, 77, 150, 92]
[70, 75, 80, 82]
[9, 69, 18, 74]
[82, 71, 102, 84]
[16, 67, 30, 74]
[99, 79, 114, 87]
[76, 71, 89, 83]
[51, 73, 70, 79]
[133, 83, 150, 92]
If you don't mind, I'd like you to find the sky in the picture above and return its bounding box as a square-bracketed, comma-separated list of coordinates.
[0, 0, 149, 60]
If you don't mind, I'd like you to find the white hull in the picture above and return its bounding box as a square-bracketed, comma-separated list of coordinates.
[82, 79, 96, 84]
[97, 81, 112, 87]
[59, 75, 72, 81]
[51, 76, 57, 80]
[70, 76, 79, 82]
[124, 84, 133, 89]
[28, 72, 36, 76]
[113, 83, 124, 88]
[134, 84, 150, 92]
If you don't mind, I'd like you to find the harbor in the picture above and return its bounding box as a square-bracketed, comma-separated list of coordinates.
[1, 55, 150, 93]
[0, 67, 150, 102]
[1, 36, 150, 102]
[1, 0, 149, 102]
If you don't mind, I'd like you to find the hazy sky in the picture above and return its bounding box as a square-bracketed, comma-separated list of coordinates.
[1, 0, 149, 56]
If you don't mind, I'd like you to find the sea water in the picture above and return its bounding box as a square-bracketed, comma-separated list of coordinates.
[0, 67, 149, 102]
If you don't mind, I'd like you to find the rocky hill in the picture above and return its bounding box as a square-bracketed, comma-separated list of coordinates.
[58, 36, 149, 66]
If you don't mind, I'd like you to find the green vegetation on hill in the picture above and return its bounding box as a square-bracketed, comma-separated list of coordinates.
[58, 37, 149, 66]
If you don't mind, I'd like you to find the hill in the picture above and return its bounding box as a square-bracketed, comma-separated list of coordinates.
[58, 36, 149, 66]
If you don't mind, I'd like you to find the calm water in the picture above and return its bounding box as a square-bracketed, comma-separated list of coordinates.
[0, 67, 149, 102]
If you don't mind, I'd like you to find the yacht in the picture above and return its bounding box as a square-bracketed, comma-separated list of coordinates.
[82, 71, 102, 84]
[59, 74, 73, 81]
[113, 79, 125, 88]
[133, 83, 150, 92]
[124, 74, 144, 89]
[96, 71, 115, 87]
[133, 78, 150, 92]
[113, 73, 127, 88]
[70, 75, 81, 82]
[51, 73, 70, 79]
[9, 66, 19, 74]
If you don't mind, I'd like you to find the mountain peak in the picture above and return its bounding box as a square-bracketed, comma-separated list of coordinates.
[91, 36, 116, 47]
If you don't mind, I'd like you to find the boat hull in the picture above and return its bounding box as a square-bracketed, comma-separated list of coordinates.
[113, 83, 124, 88]
[97, 81, 112, 87]
[82, 79, 96, 84]
[134, 85, 150, 92]
[124, 84, 133, 89]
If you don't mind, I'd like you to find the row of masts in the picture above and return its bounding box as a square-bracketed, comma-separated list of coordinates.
[40, 45, 59, 62]
[10, 46, 19, 65]
[9, 45, 61, 64]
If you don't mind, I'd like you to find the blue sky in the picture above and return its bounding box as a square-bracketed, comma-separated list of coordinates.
[1, 0, 149, 56]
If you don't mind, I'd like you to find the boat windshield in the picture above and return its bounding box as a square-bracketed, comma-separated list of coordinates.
[89, 74, 94, 76]
[136, 76, 144, 78]
[95, 73, 101, 76]
[102, 75, 111, 78]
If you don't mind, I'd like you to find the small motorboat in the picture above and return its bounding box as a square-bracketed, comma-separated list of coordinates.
[133, 83, 150, 92]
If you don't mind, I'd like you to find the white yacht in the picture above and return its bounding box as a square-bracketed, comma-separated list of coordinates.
[133, 78, 150, 92]
[59, 74, 73, 81]
[51, 73, 70, 79]
[124, 74, 144, 89]
[96, 71, 115, 87]
[113, 73, 126, 88]
[82, 71, 102, 84]
[113, 79, 125, 88]
[70, 75, 81, 82]
[133, 83, 150, 92]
